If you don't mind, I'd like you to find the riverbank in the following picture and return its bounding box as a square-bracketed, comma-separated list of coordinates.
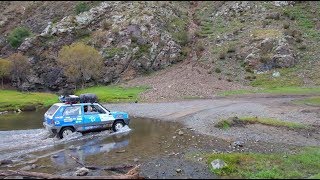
[0, 90, 57, 112]
[0, 86, 148, 112]
[106, 94, 320, 178]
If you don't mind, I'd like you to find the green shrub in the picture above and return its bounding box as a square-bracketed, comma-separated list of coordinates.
[7, 27, 31, 48]
[227, 46, 236, 53]
[75, 2, 90, 15]
[196, 41, 205, 52]
[75, 29, 91, 39]
[283, 22, 290, 29]
[260, 54, 272, 63]
[215, 68, 221, 73]
[104, 47, 126, 58]
[219, 53, 226, 60]
[173, 31, 189, 46]
[180, 46, 191, 60]
[135, 44, 151, 58]
[214, 119, 232, 129]
[58, 42, 104, 88]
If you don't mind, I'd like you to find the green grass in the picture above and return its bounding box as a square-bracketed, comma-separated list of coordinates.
[75, 85, 148, 103]
[206, 146, 320, 179]
[214, 119, 232, 130]
[215, 116, 307, 130]
[0, 90, 58, 111]
[219, 68, 320, 96]
[251, 29, 282, 39]
[250, 68, 304, 88]
[240, 116, 307, 129]
[219, 87, 320, 97]
[309, 173, 320, 179]
[283, 3, 320, 41]
[293, 96, 320, 106]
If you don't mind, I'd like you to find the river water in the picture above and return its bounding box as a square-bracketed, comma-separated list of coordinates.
[0, 107, 297, 179]
[0, 109, 183, 163]
[0, 109, 219, 178]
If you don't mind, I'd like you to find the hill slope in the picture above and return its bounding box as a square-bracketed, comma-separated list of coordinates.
[0, 1, 319, 98]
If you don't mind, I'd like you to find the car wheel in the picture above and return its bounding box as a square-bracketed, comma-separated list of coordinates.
[112, 120, 124, 132]
[58, 127, 75, 139]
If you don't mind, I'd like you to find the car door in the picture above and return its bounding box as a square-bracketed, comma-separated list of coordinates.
[95, 104, 115, 123]
[61, 105, 82, 130]
[82, 104, 101, 131]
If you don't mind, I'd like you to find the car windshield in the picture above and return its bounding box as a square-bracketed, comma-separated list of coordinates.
[46, 105, 59, 116]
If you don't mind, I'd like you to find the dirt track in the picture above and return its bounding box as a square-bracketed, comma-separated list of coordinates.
[106, 94, 320, 147]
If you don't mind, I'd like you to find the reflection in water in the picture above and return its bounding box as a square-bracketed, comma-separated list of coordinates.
[51, 135, 129, 166]
[0, 109, 47, 130]
[0, 111, 183, 171]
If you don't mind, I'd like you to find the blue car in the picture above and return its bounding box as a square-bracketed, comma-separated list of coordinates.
[43, 100, 130, 139]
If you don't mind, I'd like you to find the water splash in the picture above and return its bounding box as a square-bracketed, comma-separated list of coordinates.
[0, 126, 132, 162]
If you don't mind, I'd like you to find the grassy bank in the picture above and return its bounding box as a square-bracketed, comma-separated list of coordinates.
[206, 146, 320, 179]
[0, 85, 148, 111]
[215, 116, 307, 130]
[219, 67, 320, 96]
[0, 90, 58, 111]
[218, 86, 320, 96]
[75, 85, 148, 103]
[293, 96, 320, 106]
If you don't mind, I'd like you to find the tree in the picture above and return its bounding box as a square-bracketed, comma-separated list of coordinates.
[58, 42, 104, 89]
[8, 53, 31, 87]
[0, 59, 11, 89]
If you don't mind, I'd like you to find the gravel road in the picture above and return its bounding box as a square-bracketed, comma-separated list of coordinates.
[105, 94, 320, 147]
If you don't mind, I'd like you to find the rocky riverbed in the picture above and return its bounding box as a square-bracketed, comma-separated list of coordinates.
[1, 94, 319, 179]
[107, 94, 320, 147]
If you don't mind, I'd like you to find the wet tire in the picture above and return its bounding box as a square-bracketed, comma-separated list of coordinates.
[112, 120, 125, 132]
[58, 127, 75, 139]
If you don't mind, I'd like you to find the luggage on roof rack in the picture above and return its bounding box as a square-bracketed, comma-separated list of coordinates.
[79, 93, 98, 103]
[59, 95, 80, 104]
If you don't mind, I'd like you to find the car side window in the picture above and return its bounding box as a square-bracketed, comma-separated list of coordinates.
[93, 105, 106, 114]
[63, 106, 81, 116]
[84, 105, 106, 114]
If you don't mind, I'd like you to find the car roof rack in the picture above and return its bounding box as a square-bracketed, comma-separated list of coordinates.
[59, 93, 99, 104]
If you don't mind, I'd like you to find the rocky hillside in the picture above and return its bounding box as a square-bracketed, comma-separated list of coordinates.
[0, 1, 319, 96]
[192, 1, 320, 86]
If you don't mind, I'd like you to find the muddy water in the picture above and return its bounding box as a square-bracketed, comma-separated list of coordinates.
[0, 109, 47, 130]
[0, 111, 220, 178]
[0, 109, 300, 178]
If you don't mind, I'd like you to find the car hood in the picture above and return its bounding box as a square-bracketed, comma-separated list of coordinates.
[110, 111, 129, 119]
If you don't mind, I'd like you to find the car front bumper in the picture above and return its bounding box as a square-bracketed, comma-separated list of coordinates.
[43, 122, 60, 135]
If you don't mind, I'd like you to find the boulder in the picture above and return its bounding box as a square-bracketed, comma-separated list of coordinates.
[74, 167, 90, 176]
[244, 53, 260, 69]
[0, 159, 13, 165]
[178, 130, 184, 136]
[266, 12, 280, 20]
[21, 105, 36, 111]
[273, 1, 295, 7]
[211, 159, 227, 170]
[231, 140, 245, 148]
[275, 44, 291, 55]
[272, 54, 296, 68]
[260, 38, 276, 53]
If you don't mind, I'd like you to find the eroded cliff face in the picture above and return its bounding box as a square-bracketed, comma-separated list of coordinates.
[1, 1, 319, 92]
[1, 1, 188, 92]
